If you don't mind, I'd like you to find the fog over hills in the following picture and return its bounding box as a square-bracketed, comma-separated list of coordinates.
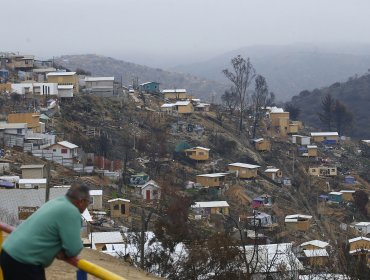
[170, 44, 370, 101]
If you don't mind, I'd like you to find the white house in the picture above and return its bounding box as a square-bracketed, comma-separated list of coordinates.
[137, 180, 160, 201]
[353, 222, 370, 235]
[45, 141, 78, 159]
[89, 231, 124, 251]
[89, 190, 103, 210]
[18, 178, 47, 189]
[58, 85, 74, 98]
[0, 122, 28, 147]
[11, 83, 58, 96]
[85, 77, 114, 97]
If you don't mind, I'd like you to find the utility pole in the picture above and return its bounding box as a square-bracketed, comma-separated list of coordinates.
[45, 162, 51, 202]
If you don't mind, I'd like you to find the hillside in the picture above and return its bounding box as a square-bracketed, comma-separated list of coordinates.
[171, 44, 370, 101]
[290, 72, 370, 139]
[54, 54, 228, 101]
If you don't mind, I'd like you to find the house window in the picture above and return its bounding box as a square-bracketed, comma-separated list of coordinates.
[199, 152, 204, 155]
[53, 149, 56, 152]
[331, 169, 335, 172]
[61, 149, 68, 154]
[113, 204, 119, 210]
[121, 204, 126, 214]
[17, 129, 22, 134]
[214, 178, 217, 182]
[311, 169, 316, 172]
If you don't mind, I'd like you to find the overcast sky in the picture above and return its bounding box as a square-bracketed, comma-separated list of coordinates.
[2, 0, 370, 67]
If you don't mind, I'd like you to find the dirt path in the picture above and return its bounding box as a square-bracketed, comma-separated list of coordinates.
[46, 248, 161, 280]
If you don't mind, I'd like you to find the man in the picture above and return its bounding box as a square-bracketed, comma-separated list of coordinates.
[0, 183, 90, 280]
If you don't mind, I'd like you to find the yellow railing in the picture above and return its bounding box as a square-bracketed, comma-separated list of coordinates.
[0, 222, 127, 280]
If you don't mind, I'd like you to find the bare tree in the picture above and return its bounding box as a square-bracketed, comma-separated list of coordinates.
[221, 86, 238, 115]
[251, 75, 271, 139]
[223, 55, 256, 132]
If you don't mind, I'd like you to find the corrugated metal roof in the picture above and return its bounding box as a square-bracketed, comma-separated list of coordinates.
[228, 163, 260, 169]
[47, 72, 76, 76]
[300, 240, 329, 248]
[303, 249, 329, 257]
[107, 198, 130, 203]
[348, 236, 370, 243]
[57, 141, 78, 149]
[19, 179, 47, 184]
[20, 164, 45, 169]
[162, 89, 187, 93]
[89, 190, 103, 196]
[196, 173, 228, 178]
[192, 201, 229, 208]
[265, 168, 279, 173]
[311, 132, 338, 137]
[85, 77, 114, 82]
[58, 85, 74, 89]
[89, 231, 123, 244]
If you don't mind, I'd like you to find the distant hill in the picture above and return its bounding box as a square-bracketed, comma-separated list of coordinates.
[170, 45, 370, 101]
[54, 54, 228, 101]
[290, 73, 370, 139]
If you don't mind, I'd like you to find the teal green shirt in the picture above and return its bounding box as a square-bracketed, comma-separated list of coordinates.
[3, 195, 83, 267]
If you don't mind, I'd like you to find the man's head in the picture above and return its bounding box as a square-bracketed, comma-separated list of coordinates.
[66, 183, 91, 213]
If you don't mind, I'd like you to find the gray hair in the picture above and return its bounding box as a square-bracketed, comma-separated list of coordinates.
[66, 183, 90, 200]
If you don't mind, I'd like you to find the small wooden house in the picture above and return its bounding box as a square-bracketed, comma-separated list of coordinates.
[285, 214, 312, 231]
[108, 198, 130, 218]
[89, 231, 124, 251]
[192, 201, 230, 217]
[253, 138, 271, 152]
[228, 163, 260, 179]
[310, 132, 339, 144]
[340, 190, 355, 201]
[348, 237, 370, 264]
[196, 173, 229, 187]
[308, 166, 337, 177]
[264, 168, 282, 181]
[89, 190, 103, 210]
[328, 192, 343, 203]
[162, 89, 188, 100]
[292, 135, 311, 146]
[247, 212, 273, 227]
[303, 249, 329, 266]
[353, 222, 370, 235]
[45, 141, 78, 159]
[288, 122, 299, 134]
[300, 240, 329, 251]
[184, 146, 210, 161]
[174, 101, 194, 114]
[139, 81, 160, 94]
[307, 145, 318, 157]
[21, 164, 47, 179]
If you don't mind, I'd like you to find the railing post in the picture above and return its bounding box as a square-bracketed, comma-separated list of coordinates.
[76, 269, 87, 280]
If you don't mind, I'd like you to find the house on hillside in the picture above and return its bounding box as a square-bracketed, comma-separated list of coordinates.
[253, 138, 271, 152]
[192, 201, 230, 217]
[306, 145, 318, 157]
[269, 107, 290, 136]
[340, 190, 355, 201]
[184, 146, 210, 161]
[129, 172, 149, 185]
[18, 178, 47, 189]
[302, 249, 329, 266]
[252, 194, 272, 208]
[89, 190, 103, 210]
[136, 180, 160, 201]
[228, 163, 260, 179]
[196, 173, 229, 188]
[8, 113, 43, 133]
[300, 240, 329, 251]
[310, 132, 339, 144]
[0, 122, 28, 147]
[85, 77, 114, 97]
[247, 211, 273, 227]
[6, 54, 34, 70]
[194, 102, 210, 112]
[264, 168, 282, 181]
[46, 72, 79, 93]
[44, 141, 78, 159]
[139, 81, 160, 94]
[58, 85, 74, 98]
[11, 83, 58, 97]
[288, 122, 299, 134]
[160, 101, 194, 114]
[292, 135, 311, 146]
[285, 214, 312, 231]
[21, 164, 47, 179]
[108, 198, 130, 218]
[162, 89, 188, 100]
[348, 237, 370, 264]
[308, 166, 337, 177]
[352, 222, 370, 236]
[89, 231, 124, 251]
[328, 192, 343, 203]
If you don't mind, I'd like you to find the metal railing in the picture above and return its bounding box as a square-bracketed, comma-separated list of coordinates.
[0, 222, 126, 280]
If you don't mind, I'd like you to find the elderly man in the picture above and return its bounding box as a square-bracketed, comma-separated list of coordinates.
[0, 183, 90, 280]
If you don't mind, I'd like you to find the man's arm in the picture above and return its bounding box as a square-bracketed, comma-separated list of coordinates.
[58, 212, 83, 257]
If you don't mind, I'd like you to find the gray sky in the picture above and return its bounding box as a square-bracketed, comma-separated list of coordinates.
[2, 0, 370, 67]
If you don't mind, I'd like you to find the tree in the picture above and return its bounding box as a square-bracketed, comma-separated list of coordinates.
[223, 55, 256, 132]
[354, 190, 369, 216]
[318, 94, 335, 130]
[251, 75, 270, 139]
[333, 100, 353, 135]
[221, 87, 238, 115]
[285, 103, 300, 121]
